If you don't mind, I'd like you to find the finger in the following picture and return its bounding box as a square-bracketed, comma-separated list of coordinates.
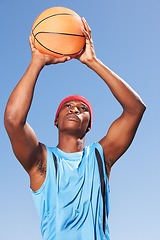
[81, 17, 91, 38]
[29, 36, 35, 51]
[75, 48, 85, 60]
[81, 27, 91, 42]
[56, 56, 71, 63]
[29, 36, 32, 48]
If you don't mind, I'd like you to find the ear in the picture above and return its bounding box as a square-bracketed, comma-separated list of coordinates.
[54, 117, 59, 128]
[86, 127, 91, 133]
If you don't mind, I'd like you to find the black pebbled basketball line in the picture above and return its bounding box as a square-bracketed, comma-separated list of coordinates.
[34, 36, 82, 56]
[32, 13, 81, 34]
[32, 12, 85, 56]
[33, 31, 85, 38]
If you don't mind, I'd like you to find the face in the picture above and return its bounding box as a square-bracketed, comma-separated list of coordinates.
[55, 100, 91, 138]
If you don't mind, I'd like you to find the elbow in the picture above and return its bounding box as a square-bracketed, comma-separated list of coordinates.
[142, 102, 146, 113]
[139, 99, 146, 113]
[4, 108, 15, 132]
[125, 98, 146, 117]
[134, 99, 146, 117]
[4, 107, 23, 132]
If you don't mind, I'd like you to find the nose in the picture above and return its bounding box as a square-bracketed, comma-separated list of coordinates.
[69, 106, 79, 114]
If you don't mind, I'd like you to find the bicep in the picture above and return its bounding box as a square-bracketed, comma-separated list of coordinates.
[6, 122, 40, 173]
[99, 110, 144, 168]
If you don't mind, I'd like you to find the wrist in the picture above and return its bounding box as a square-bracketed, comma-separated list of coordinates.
[85, 56, 100, 69]
[30, 55, 45, 70]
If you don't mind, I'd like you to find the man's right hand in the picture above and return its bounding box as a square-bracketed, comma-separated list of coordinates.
[29, 36, 71, 66]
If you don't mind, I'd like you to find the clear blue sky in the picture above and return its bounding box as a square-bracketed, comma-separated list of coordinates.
[1, 0, 160, 239]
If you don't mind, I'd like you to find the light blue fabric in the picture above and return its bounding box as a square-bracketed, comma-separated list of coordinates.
[31, 142, 110, 240]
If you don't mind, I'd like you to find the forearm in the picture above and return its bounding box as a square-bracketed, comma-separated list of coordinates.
[4, 33, 71, 129]
[87, 58, 146, 113]
[5, 58, 44, 126]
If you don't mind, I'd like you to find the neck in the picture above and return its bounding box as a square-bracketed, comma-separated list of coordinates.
[57, 132, 85, 153]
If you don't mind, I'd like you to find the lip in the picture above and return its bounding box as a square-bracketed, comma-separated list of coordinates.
[65, 113, 80, 122]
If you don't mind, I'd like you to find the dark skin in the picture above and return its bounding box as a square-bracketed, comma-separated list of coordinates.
[4, 18, 146, 192]
[55, 100, 91, 153]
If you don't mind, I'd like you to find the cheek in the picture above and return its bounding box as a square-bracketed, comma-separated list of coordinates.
[57, 114, 64, 127]
[81, 113, 90, 126]
[56, 111, 65, 127]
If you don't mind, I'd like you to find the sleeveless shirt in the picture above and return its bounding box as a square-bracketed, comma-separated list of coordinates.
[31, 142, 110, 240]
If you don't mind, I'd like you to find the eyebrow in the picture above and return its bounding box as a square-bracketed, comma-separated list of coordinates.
[64, 101, 89, 110]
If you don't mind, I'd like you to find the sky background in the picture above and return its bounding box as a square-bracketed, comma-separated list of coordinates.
[0, 0, 160, 239]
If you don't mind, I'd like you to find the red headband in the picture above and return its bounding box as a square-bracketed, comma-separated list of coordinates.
[54, 95, 93, 129]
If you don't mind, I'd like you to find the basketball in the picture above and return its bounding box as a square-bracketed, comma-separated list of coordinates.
[31, 7, 86, 58]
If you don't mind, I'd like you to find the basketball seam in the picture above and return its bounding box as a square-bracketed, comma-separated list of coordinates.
[32, 13, 80, 34]
[34, 36, 81, 56]
[34, 31, 85, 38]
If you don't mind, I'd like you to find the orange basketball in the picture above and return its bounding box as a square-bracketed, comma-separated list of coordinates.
[31, 7, 85, 58]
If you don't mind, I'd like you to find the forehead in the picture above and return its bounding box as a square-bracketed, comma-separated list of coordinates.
[63, 100, 89, 108]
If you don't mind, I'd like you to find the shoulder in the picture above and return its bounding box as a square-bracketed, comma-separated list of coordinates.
[85, 142, 105, 164]
[87, 142, 111, 181]
[85, 142, 110, 181]
[85, 142, 103, 155]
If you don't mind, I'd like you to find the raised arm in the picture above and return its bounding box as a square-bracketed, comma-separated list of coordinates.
[4, 37, 70, 176]
[91, 60, 146, 177]
[77, 18, 146, 179]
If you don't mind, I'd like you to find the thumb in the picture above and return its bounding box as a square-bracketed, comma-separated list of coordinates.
[57, 56, 71, 63]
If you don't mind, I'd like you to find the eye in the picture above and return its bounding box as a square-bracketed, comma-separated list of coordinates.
[79, 106, 89, 112]
[65, 103, 72, 108]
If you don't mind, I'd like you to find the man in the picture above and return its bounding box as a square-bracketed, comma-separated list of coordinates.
[4, 18, 146, 240]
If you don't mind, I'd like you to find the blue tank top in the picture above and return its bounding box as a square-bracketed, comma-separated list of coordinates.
[31, 142, 110, 240]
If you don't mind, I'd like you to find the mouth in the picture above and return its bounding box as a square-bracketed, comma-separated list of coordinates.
[65, 113, 80, 122]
